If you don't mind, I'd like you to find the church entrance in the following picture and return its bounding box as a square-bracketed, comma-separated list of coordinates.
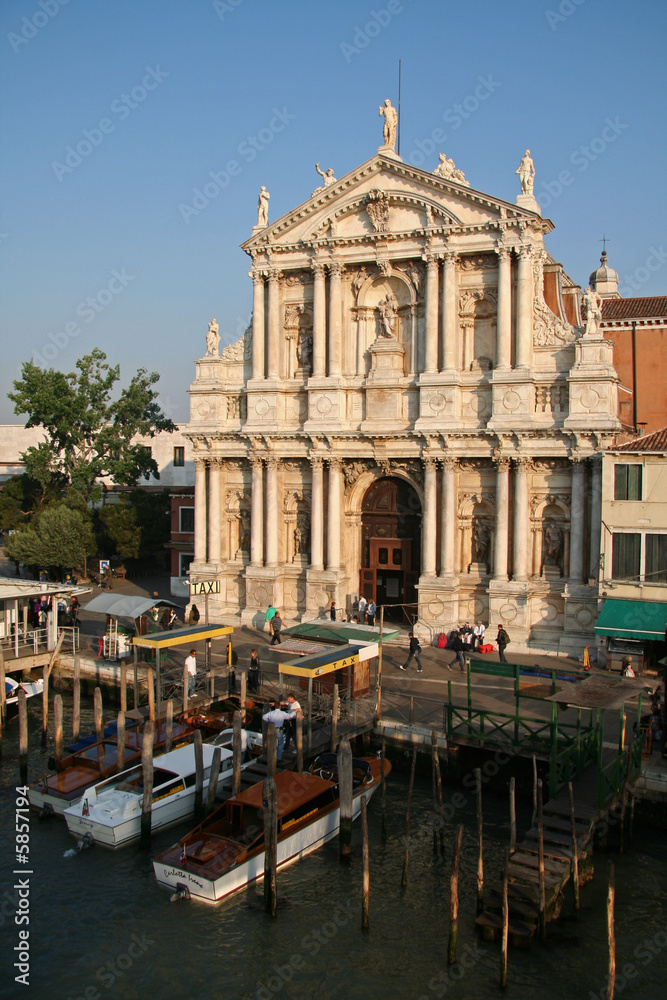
[359, 477, 421, 624]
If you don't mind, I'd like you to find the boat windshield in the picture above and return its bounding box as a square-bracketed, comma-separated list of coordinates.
[95, 767, 179, 797]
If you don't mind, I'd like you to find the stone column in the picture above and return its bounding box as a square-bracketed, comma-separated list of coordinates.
[424, 257, 439, 374]
[208, 458, 221, 565]
[439, 456, 457, 576]
[250, 456, 264, 566]
[441, 251, 457, 371]
[194, 458, 207, 562]
[265, 457, 279, 566]
[328, 261, 342, 376]
[326, 458, 341, 570]
[252, 270, 265, 378]
[589, 457, 602, 582]
[267, 269, 280, 379]
[496, 247, 512, 368]
[569, 460, 585, 583]
[422, 457, 437, 576]
[513, 458, 530, 581]
[516, 247, 533, 368]
[312, 262, 326, 377]
[493, 457, 510, 581]
[310, 456, 324, 571]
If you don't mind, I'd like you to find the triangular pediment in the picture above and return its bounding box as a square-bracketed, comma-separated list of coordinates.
[241, 152, 551, 257]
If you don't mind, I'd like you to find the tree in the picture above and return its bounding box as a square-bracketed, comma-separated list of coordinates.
[9, 349, 176, 505]
[5, 503, 96, 575]
[95, 489, 171, 565]
[0, 473, 57, 531]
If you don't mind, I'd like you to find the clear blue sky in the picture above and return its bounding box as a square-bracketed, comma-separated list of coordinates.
[1, 0, 665, 423]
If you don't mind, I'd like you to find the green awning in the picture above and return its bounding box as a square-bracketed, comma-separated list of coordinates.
[595, 598, 667, 641]
[282, 620, 400, 643]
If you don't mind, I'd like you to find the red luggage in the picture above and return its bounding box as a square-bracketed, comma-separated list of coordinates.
[478, 643, 493, 654]
[437, 633, 447, 649]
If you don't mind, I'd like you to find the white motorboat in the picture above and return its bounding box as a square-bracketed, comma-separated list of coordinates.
[5, 676, 44, 717]
[64, 736, 253, 848]
[152, 753, 390, 904]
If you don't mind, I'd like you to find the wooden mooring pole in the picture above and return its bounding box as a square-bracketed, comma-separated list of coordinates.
[266, 722, 277, 779]
[240, 671, 247, 724]
[380, 738, 387, 843]
[120, 659, 127, 714]
[475, 767, 484, 915]
[538, 779, 546, 942]
[532, 754, 538, 828]
[500, 848, 509, 989]
[0, 648, 5, 760]
[568, 781, 580, 910]
[182, 660, 189, 714]
[432, 730, 444, 854]
[41, 664, 50, 747]
[72, 655, 80, 742]
[94, 686, 104, 744]
[18, 688, 28, 784]
[448, 824, 464, 965]
[147, 667, 155, 723]
[361, 795, 370, 930]
[263, 776, 278, 916]
[401, 747, 417, 888]
[54, 694, 63, 768]
[193, 729, 204, 818]
[509, 776, 516, 855]
[233, 710, 243, 795]
[338, 739, 353, 864]
[331, 683, 339, 752]
[207, 747, 222, 810]
[606, 862, 616, 1000]
[116, 711, 125, 774]
[165, 699, 173, 754]
[295, 715, 303, 773]
[140, 720, 154, 848]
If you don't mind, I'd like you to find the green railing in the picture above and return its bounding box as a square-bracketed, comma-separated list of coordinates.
[445, 701, 595, 755]
[597, 733, 643, 809]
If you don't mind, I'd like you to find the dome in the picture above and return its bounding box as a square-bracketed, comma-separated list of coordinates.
[589, 251, 619, 297]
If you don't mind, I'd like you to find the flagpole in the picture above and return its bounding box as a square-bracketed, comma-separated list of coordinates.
[397, 58, 402, 156]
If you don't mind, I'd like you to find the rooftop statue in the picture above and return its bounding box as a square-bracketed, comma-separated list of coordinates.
[516, 149, 535, 195]
[378, 98, 397, 150]
[257, 185, 270, 227]
[312, 162, 337, 196]
[205, 318, 220, 357]
[433, 152, 470, 186]
[582, 286, 603, 337]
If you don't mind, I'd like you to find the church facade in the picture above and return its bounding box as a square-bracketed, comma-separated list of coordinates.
[186, 120, 621, 653]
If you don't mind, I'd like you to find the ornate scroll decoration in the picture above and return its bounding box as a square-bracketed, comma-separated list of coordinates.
[343, 459, 372, 487]
[220, 321, 253, 362]
[365, 189, 390, 232]
[532, 250, 575, 347]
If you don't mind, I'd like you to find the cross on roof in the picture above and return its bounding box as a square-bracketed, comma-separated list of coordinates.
[599, 233, 611, 253]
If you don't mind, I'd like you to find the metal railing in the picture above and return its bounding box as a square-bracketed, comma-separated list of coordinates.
[0, 625, 79, 656]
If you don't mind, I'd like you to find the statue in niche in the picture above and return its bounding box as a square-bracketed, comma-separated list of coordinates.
[205, 318, 220, 357]
[543, 524, 564, 573]
[378, 98, 397, 149]
[257, 185, 270, 226]
[238, 510, 250, 553]
[296, 331, 313, 370]
[582, 286, 602, 337]
[352, 266, 368, 300]
[378, 292, 399, 337]
[294, 514, 310, 555]
[312, 162, 337, 196]
[471, 521, 490, 564]
[516, 149, 535, 195]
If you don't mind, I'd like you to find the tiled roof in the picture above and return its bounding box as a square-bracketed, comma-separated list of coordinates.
[615, 427, 667, 452]
[602, 297, 667, 321]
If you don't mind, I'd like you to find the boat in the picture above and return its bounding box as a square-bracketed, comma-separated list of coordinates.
[152, 752, 390, 904]
[4, 675, 44, 717]
[63, 733, 259, 848]
[27, 719, 195, 816]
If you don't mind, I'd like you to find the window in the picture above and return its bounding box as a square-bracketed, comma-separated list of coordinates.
[645, 535, 667, 583]
[378, 548, 388, 565]
[179, 553, 193, 578]
[392, 548, 402, 566]
[611, 533, 640, 580]
[174, 446, 185, 467]
[614, 464, 642, 500]
[179, 507, 194, 532]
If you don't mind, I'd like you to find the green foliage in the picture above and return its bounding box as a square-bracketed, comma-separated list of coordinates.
[5, 503, 96, 573]
[0, 474, 47, 531]
[9, 348, 176, 505]
[95, 489, 171, 563]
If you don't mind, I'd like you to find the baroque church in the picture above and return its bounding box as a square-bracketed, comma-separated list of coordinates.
[186, 105, 620, 653]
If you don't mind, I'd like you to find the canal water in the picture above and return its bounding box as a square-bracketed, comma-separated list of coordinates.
[1, 697, 665, 1000]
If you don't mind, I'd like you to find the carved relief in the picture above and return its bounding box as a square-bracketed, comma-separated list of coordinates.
[220, 323, 253, 362]
[459, 254, 497, 271]
[365, 189, 390, 232]
[344, 460, 372, 487]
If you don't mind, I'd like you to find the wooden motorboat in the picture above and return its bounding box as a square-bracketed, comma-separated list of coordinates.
[63, 731, 262, 848]
[27, 719, 194, 816]
[152, 752, 390, 904]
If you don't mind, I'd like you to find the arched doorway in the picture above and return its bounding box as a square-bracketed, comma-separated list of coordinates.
[360, 477, 421, 623]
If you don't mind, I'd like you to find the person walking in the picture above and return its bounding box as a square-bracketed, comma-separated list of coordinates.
[496, 625, 510, 663]
[184, 648, 197, 697]
[262, 701, 296, 762]
[366, 600, 376, 627]
[447, 631, 466, 671]
[329, 600, 337, 622]
[399, 631, 423, 672]
[283, 692, 302, 753]
[265, 604, 277, 636]
[248, 649, 261, 693]
[357, 595, 367, 623]
[270, 610, 283, 645]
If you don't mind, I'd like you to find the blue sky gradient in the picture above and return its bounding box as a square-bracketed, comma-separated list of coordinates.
[1, 0, 665, 422]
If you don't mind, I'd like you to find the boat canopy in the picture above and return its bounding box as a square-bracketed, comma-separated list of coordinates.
[230, 771, 334, 815]
[594, 598, 667, 641]
[83, 594, 180, 619]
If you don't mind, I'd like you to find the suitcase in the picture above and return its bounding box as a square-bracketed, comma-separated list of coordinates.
[437, 633, 447, 649]
[478, 643, 494, 654]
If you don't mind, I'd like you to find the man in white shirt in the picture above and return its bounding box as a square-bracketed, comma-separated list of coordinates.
[262, 702, 296, 762]
[284, 693, 302, 753]
[184, 649, 197, 696]
[473, 621, 486, 650]
[357, 596, 367, 623]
